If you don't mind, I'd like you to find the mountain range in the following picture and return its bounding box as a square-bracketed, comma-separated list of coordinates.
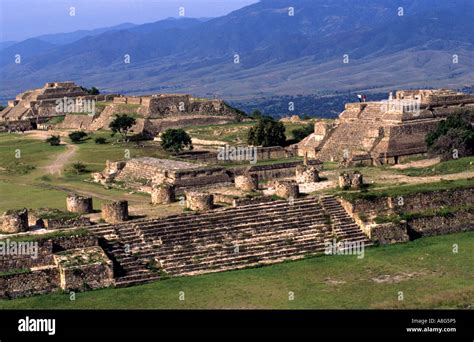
[0, 0, 473, 105]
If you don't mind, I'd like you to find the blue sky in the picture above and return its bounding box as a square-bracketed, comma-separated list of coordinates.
[0, 0, 259, 42]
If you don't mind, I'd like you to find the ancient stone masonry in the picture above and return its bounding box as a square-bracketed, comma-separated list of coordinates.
[151, 184, 176, 205]
[0, 82, 113, 123]
[408, 208, 474, 237]
[186, 192, 214, 211]
[94, 157, 323, 193]
[1, 208, 28, 233]
[66, 194, 93, 214]
[84, 195, 370, 287]
[295, 165, 319, 184]
[63, 93, 240, 134]
[1, 82, 241, 134]
[274, 181, 300, 199]
[94, 157, 233, 192]
[101, 201, 129, 223]
[369, 222, 410, 245]
[346, 187, 474, 218]
[54, 246, 115, 291]
[234, 174, 258, 191]
[338, 172, 363, 189]
[298, 89, 474, 164]
[0, 233, 113, 299]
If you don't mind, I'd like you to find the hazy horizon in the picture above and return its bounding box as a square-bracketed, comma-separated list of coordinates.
[0, 0, 259, 42]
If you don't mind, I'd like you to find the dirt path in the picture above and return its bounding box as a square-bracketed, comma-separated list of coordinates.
[25, 130, 78, 175]
[392, 157, 440, 169]
[44, 144, 78, 175]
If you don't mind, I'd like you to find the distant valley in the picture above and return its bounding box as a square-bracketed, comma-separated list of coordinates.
[1, 0, 473, 117]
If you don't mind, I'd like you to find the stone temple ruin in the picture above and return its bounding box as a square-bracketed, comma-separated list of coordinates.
[298, 89, 474, 165]
[0, 87, 473, 299]
[0, 82, 240, 134]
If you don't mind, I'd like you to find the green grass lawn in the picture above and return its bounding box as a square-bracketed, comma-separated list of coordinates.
[396, 157, 474, 177]
[68, 131, 169, 172]
[1, 232, 472, 309]
[0, 134, 66, 172]
[0, 133, 155, 213]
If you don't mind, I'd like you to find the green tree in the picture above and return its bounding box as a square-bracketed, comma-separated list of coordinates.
[291, 123, 314, 142]
[94, 137, 107, 144]
[426, 114, 472, 147]
[109, 114, 136, 141]
[81, 86, 100, 95]
[247, 117, 286, 147]
[68, 131, 88, 143]
[160, 128, 193, 154]
[426, 113, 474, 160]
[45, 135, 61, 146]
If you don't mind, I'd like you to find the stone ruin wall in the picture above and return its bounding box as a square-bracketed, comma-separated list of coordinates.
[340, 187, 474, 242]
[409, 208, 474, 237]
[101, 201, 129, 223]
[0, 234, 105, 299]
[151, 184, 176, 205]
[346, 187, 474, 218]
[232, 160, 322, 181]
[1, 209, 29, 233]
[186, 192, 214, 211]
[111, 159, 233, 191]
[274, 181, 300, 199]
[66, 194, 93, 214]
[234, 174, 258, 191]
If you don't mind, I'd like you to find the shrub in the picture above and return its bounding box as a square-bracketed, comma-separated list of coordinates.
[69, 131, 88, 143]
[94, 137, 107, 144]
[46, 135, 61, 146]
[70, 162, 87, 174]
[291, 123, 314, 142]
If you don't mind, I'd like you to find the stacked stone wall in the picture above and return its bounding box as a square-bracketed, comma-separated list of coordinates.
[0, 268, 60, 299]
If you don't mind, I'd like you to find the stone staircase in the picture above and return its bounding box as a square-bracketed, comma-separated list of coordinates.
[87, 224, 160, 287]
[320, 196, 371, 244]
[85, 196, 370, 287]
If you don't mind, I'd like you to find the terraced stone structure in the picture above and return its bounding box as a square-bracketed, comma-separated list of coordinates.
[0, 82, 115, 128]
[86, 195, 370, 287]
[61, 93, 240, 135]
[94, 157, 233, 192]
[1, 208, 29, 233]
[66, 194, 93, 214]
[298, 89, 474, 165]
